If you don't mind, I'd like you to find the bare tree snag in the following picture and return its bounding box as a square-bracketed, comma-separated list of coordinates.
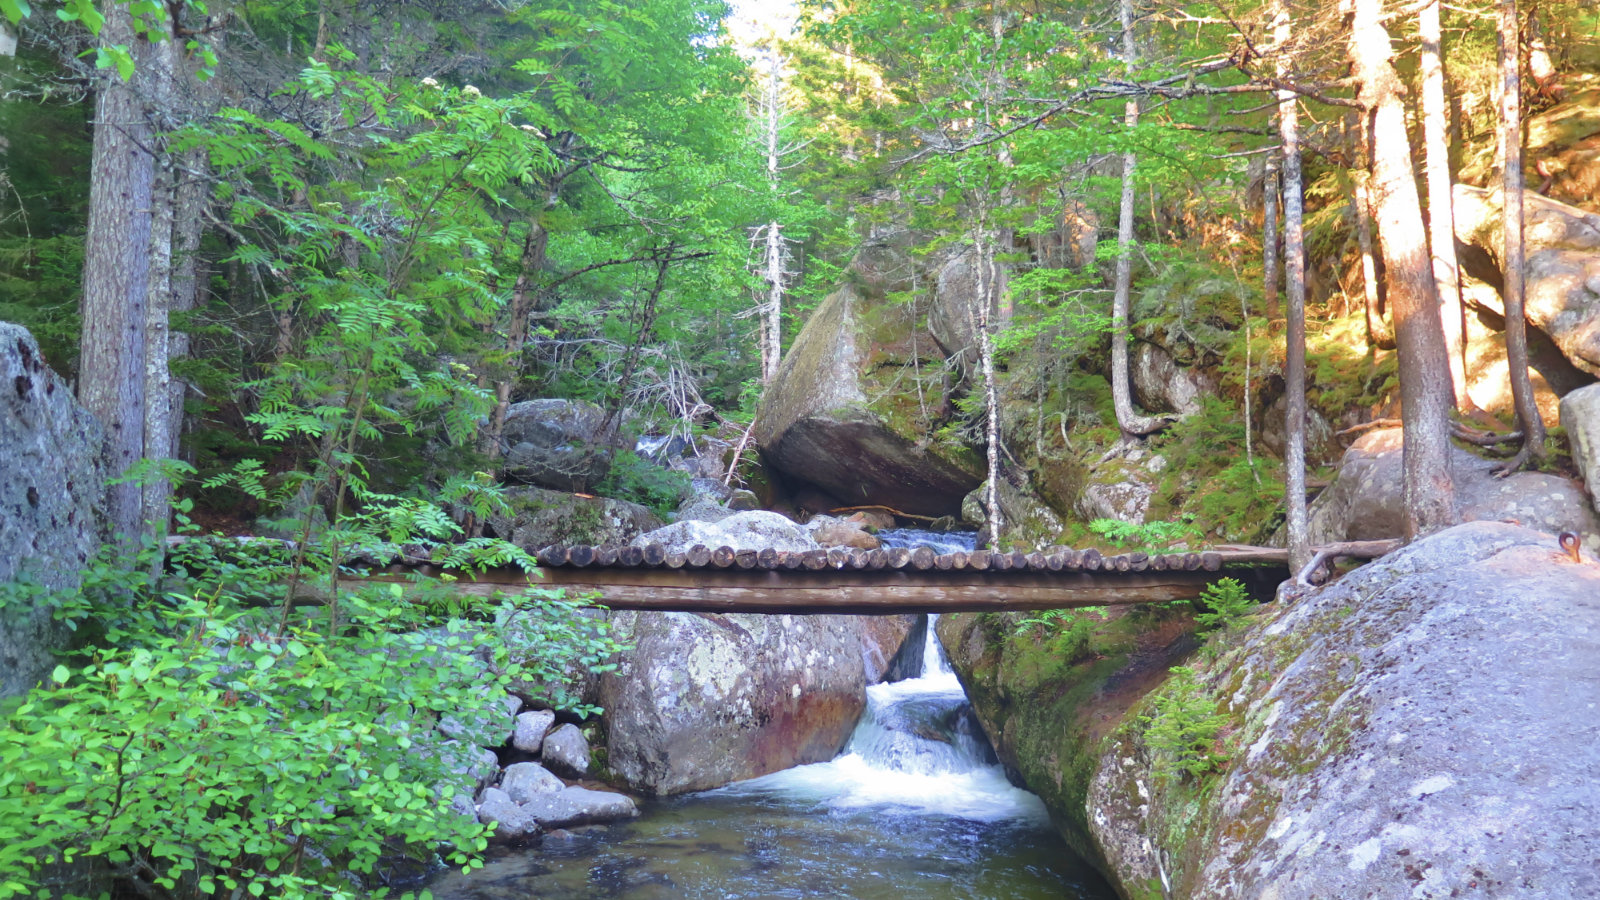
[1349, 0, 1458, 538]
[1497, 0, 1549, 474]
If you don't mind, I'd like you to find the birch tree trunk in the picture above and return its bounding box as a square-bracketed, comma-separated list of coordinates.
[761, 52, 785, 383]
[1498, 0, 1549, 470]
[1420, 0, 1470, 409]
[1275, 0, 1310, 572]
[974, 227, 1004, 547]
[80, 5, 154, 547]
[1349, 0, 1458, 538]
[1109, 0, 1167, 438]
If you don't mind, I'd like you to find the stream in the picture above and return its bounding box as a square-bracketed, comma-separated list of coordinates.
[429, 530, 1114, 899]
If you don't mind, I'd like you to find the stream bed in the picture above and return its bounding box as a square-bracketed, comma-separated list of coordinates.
[429, 609, 1114, 900]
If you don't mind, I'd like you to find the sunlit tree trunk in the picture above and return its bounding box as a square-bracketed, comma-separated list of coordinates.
[1499, 0, 1548, 470]
[1109, 0, 1167, 438]
[1420, 0, 1470, 409]
[1350, 0, 1457, 538]
[1275, 0, 1309, 572]
[1353, 113, 1393, 352]
[80, 5, 154, 548]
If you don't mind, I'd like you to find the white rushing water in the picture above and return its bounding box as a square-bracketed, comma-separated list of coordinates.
[714, 615, 1051, 825]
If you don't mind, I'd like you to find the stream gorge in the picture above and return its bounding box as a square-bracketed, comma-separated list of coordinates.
[429, 609, 1114, 899]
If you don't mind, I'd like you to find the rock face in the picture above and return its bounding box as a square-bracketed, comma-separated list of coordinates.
[1132, 342, 1210, 418]
[1453, 184, 1600, 377]
[598, 612, 888, 795]
[0, 323, 105, 698]
[945, 523, 1600, 899]
[500, 399, 627, 492]
[1561, 382, 1600, 514]
[1093, 522, 1600, 898]
[753, 242, 982, 518]
[630, 510, 818, 554]
[484, 485, 662, 549]
[1306, 427, 1600, 554]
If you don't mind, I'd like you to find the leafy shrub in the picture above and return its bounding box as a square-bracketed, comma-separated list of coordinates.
[0, 499, 626, 899]
[1140, 666, 1231, 784]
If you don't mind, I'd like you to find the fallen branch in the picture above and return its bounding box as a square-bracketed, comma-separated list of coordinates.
[827, 504, 940, 524]
[1281, 538, 1403, 601]
[1334, 417, 1522, 447]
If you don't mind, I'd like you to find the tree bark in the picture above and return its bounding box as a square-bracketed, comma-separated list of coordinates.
[1498, 0, 1549, 470]
[1353, 114, 1394, 352]
[1275, 1, 1310, 573]
[1262, 151, 1280, 323]
[1109, 0, 1168, 438]
[760, 51, 785, 384]
[79, 5, 155, 548]
[1349, 0, 1458, 538]
[1420, 0, 1471, 410]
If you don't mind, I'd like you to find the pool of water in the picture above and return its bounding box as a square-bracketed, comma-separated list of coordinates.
[428, 616, 1115, 900]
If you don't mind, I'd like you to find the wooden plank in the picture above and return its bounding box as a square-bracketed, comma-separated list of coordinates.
[348, 563, 1284, 614]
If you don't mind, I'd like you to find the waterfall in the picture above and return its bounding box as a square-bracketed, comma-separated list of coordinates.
[718, 613, 1047, 823]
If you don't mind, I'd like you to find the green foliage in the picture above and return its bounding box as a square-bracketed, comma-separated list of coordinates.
[0, 493, 625, 898]
[1194, 578, 1255, 633]
[594, 450, 693, 518]
[1149, 395, 1283, 544]
[1140, 666, 1230, 785]
[1088, 515, 1201, 551]
[1013, 607, 1104, 664]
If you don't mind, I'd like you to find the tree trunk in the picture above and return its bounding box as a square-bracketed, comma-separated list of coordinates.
[1349, 0, 1458, 538]
[1109, 0, 1167, 438]
[974, 228, 1004, 547]
[760, 52, 785, 383]
[1262, 150, 1280, 323]
[1499, 0, 1549, 470]
[79, 5, 154, 548]
[1353, 114, 1395, 352]
[1276, 0, 1310, 573]
[480, 218, 550, 468]
[1420, 0, 1471, 410]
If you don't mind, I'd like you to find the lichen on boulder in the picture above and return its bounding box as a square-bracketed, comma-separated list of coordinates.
[753, 241, 981, 518]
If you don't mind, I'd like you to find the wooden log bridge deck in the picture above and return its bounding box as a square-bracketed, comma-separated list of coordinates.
[353, 543, 1291, 615]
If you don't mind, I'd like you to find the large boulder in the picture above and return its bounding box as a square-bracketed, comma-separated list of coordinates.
[598, 612, 882, 795]
[1562, 382, 1600, 514]
[630, 510, 817, 554]
[500, 399, 626, 492]
[1132, 342, 1212, 419]
[753, 243, 983, 519]
[0, 323, 105, 698]
[1453, 184, 1600, 377]
[483, 485, 662, 549]
[1090, 522, 1600, 898]
[943, 522, 1600, 899]
[1305, 427, 1600, 554]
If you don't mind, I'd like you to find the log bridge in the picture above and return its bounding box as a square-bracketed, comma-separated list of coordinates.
[350, 543, 1291, 615]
